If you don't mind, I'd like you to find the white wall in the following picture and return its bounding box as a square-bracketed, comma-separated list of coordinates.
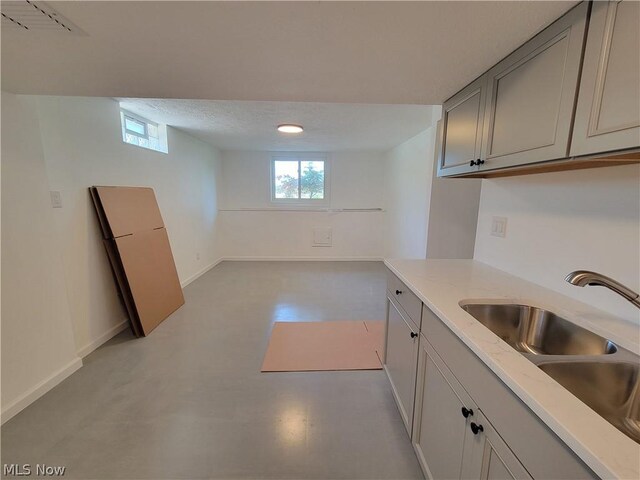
[425, 160, 482, 259]
[1, 92, 82, 422]
[384, 108, 482, 260]
[28, 96, 223, 357]
[219, 150, 385, 259]
[474, 165, 640, 325]
[384, 129, 434, 258]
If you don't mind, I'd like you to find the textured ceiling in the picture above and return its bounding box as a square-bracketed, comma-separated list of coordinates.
[2, 1, 577, 104]
[118, 98, 437, 151]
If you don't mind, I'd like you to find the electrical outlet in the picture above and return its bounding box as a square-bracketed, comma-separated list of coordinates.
[491, 216, 507, 238]
[50, 191, 62, 208]
[196, 252, 200, 261]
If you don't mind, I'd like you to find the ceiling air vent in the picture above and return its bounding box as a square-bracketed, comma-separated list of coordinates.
[1, 0, 84, 34]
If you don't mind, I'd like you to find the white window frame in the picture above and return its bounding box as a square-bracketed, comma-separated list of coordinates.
[120, 108, 168, 154]
[123, 113, 149, 140]
[270, 153, 330, 206]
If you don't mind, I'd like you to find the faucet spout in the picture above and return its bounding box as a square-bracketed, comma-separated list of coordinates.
[565, 270, 640, 309]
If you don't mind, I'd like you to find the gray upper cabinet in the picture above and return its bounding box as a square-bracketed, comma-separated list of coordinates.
[479, 2, 588, 171]
[437, 1, 639, 178]
[437, 75, 487, 177]
[571, 0, 640, 156]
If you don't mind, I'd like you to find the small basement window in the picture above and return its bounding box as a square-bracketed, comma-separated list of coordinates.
[271, 155, 329, 204]
[120, 109, 168, 153]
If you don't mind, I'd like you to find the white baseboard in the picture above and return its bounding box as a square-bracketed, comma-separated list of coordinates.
[1, 357, 83, 425]
[76, 319, 129, 359]
[221, 256, 384, 262]
[180, 258, 224, 288]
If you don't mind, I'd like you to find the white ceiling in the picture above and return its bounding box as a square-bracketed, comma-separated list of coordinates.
[118, 98, 437, 151]
[2, 1, 577, 104]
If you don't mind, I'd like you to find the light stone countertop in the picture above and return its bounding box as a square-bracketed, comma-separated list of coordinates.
[384, 258, 640, 480]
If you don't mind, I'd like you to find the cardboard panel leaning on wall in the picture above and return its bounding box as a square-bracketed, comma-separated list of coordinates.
[116, 228, 185, 335]
[91, 185, 185, 336]
[93, 186, 164, 237]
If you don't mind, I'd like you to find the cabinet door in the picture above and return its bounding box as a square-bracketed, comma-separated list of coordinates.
[437, 75, 487, 177]
[571, 0, 640, 156]
[384, 298, 419, 435]
[461, 410, 532, 480]
[412, 335, 476, 480]
[480, 2, 588, 171]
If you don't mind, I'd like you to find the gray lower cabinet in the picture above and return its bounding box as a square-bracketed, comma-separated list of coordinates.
[384, 296, 419, 436]
[412, 335, 477, 479]
[570, 0, 640, 157]
[418, 304, 597, 479]
[384, 274, 596, 478]
[413, 333, 531, 480]
[479, 2, 588, 171]
[462, 410, 532, 480]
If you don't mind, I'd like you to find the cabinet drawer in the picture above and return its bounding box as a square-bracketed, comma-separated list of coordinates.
[386, 270, 422, 329]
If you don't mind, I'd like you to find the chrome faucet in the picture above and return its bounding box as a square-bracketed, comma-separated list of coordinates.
[565, 270, 640, 309]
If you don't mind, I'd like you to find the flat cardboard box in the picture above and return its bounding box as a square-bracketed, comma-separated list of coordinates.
[115, 228, 184, 335]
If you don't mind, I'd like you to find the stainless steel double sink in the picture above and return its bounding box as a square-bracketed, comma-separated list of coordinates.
[461, 303, 640, 444]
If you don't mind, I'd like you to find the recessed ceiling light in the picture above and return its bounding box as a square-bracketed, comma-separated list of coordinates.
[277, 124, 304, 134]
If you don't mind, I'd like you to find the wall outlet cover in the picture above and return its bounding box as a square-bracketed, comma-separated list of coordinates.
[491, 216, 507, 238]
[50, 191, 62, 208]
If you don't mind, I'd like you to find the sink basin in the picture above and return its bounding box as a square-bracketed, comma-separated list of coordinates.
[462, 304, 617, 355]
[539, 362, 640, 443]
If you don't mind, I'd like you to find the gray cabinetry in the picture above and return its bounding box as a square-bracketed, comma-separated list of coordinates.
[386, 270, 422, 329]
[571, 0, 640, 156]
[436, 1, 638, 178]
[383, 268, 596, 478]
[412, 334, 477, 479]
[418, 304, 597, 479]
[479, 2, 588, 171]
[384, 296, 419, 435]
[437, 75, 487, 177]
[462, 410, 532, 480]
[413, 333, 531, 480]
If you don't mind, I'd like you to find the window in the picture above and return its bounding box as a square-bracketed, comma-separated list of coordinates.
[120, 109, 168, 153]
[271, 155, 329, 203]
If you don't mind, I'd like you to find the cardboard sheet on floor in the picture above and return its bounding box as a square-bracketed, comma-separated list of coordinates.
[116, 228, 184, 335]
[261, 320, 384, 372]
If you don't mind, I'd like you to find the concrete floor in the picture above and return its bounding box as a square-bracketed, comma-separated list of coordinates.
[1, 261, 423, 479]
